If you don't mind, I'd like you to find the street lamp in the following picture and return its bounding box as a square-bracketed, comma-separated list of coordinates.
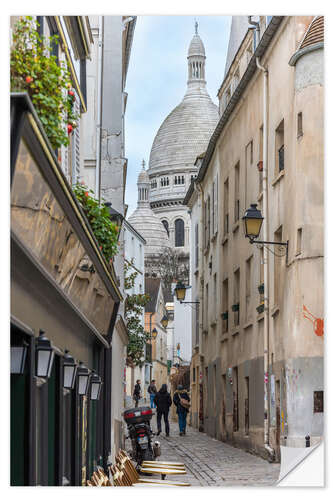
[11, 340, 28, 374]
[63, 350, 77, 389]
[242, 204, 288, 256]
[242, 203, 264, 242]
[35, 330, 55, 378]
[151, 328, 158, 340]
[90, 371, 102, 400]
[174, 281, 200, 305]
[161, 314, 169, 329]
[174, 281, 186, 302]
[77, 361, 91, 396]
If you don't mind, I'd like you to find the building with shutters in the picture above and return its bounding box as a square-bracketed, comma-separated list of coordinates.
[184, 16, 324, 460]
[10, 15, 125, 486]
[80, 15, 136, 464]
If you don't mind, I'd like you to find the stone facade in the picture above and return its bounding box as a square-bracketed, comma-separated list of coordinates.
[185, 16, 324, 460]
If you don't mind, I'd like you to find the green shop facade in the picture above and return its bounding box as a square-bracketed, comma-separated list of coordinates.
[10, 93, 123, 486]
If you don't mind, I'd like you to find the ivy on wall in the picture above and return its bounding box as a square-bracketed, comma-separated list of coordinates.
[125, 260, 151, 366]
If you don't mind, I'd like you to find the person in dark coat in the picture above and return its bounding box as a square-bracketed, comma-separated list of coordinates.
[133, 379, 141, 407]
[147, 379, 157, 408]
[154, 384, 172, 436]
[173, 384, 190, 435]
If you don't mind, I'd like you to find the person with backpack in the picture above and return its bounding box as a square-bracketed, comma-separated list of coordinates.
[133, 379, 141, 408]
[173, 384, 190, 435]
[154, 384, 172, 436]
[147, 379, 157, 408]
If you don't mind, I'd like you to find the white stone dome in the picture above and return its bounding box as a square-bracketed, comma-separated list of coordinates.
[128, 207, 171, 256]
[149, 26, 218, 174]
[148, 92, 218, 172]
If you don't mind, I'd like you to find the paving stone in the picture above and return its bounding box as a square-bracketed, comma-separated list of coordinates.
[125, 418, 280, 486]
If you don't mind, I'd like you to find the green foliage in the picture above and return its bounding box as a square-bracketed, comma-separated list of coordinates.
[10, 16, 78, 149]
[125, 260, 151, 366]
[73, 183, 119, 263]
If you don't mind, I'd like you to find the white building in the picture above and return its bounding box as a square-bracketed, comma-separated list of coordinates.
[123, 219, 148, 401]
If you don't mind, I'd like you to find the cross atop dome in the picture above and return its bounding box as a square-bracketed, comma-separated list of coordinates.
[195, 20, 198, 35]
[142, 159, 146, 169]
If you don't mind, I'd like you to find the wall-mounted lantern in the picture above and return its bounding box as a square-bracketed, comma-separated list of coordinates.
[63, 350, 77, 389]
[243, 204, 288, 257]
[161, 314, 169, 329]
[77, 361, 91, 396]
[90, 371, 102, 400]
[242, 203, 264, 242]
[35, 330, 55, 378]
[11, 340, 28, 374]
[151, 328, 158, 340]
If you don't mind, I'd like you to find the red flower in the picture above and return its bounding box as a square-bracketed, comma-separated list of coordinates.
[100, 246, 103, 250]
[67, 123, 73, 135]
[84, 191, 89, 197]
[25, 76, 33, 84]
[68, 90, 75, 97]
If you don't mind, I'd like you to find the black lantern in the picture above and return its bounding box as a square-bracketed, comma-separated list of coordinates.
[63, 350, 77, 389]
[174, 281, 186, 302]
[161, 314, 169, 329]
[36, 330, 55, 378]
[90, 371, 102, 400]
[152, 328, 158, 340]
[77, 361, 91, 396]
[11, 340, 28, 374]
[242, 204, 264, 242]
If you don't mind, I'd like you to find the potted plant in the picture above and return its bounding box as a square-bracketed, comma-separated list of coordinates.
[256, 302, 265, 314]
[231, 303, 239, 312]
[258, 283, 264, 294]
[222, 311, 228, 320]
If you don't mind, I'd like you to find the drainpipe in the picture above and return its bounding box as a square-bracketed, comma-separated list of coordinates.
[256, 56, 275, 460]
[248, 16, 260, 51]
[95, 16, 103, 200]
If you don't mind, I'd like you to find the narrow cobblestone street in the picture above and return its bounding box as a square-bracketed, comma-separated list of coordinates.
[127, 416, 280, 487]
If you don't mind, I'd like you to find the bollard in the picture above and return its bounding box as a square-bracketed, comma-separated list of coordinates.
[305, 435, 310, 447]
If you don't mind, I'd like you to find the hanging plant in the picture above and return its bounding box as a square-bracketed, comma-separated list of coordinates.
[10, 16, 79, 149]
[73, 183, 119, 263]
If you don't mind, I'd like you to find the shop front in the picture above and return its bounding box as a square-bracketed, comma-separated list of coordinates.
[10, 93, 122, 485]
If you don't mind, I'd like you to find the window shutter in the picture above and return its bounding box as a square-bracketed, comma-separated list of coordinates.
[71, 90, 80, 185]
[195, 223, 198, 268]
[212, 181, 215, 237]
[214, 175, 218, 235]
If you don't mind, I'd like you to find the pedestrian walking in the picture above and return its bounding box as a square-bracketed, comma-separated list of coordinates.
[173, 384, 190, 435]
[154, 384, 172, 437]
[133, 379, 141, 408]
[147, 379, 157, 408]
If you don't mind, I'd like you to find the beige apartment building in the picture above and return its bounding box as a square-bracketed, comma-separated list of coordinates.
[184, 16, 324, 460]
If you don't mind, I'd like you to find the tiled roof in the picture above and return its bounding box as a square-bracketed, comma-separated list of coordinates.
[299, 16, 324, 50]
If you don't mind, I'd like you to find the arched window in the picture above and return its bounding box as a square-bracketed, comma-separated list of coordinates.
[175, 218, 184, 247]
[162, 220, 169, 237]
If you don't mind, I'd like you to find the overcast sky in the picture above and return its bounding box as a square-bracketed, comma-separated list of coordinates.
[124, 15, 232, 216]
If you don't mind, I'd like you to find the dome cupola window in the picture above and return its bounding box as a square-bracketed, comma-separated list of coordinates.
[174, 175, 185, 185]
[175, 218, 185, 247]
[160, 177, 169, 187]
[162, 220, 169, 237]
